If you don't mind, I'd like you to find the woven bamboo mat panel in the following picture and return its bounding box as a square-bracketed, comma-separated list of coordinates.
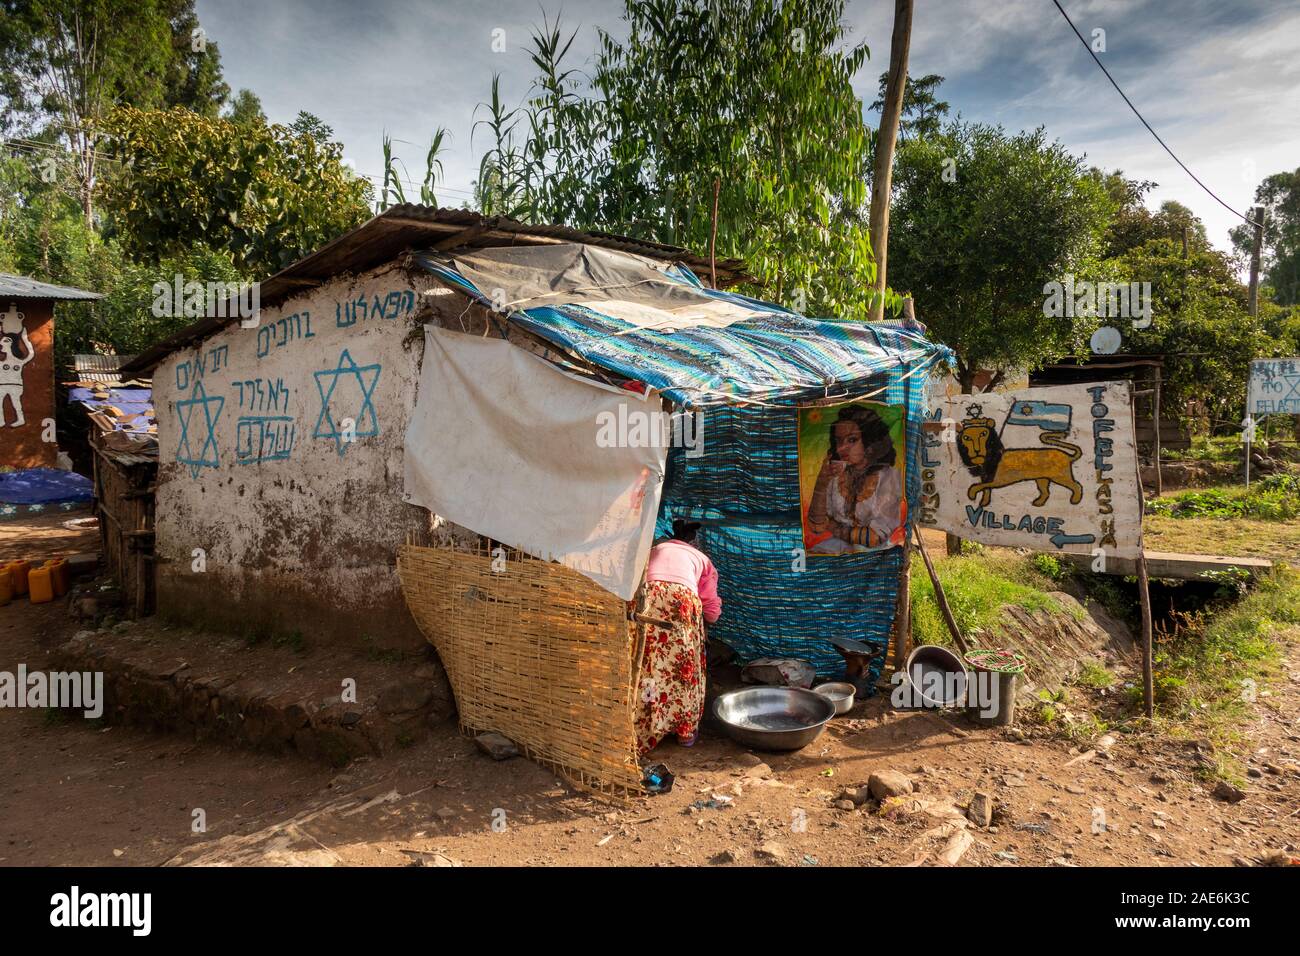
[397, 542, 642, 798]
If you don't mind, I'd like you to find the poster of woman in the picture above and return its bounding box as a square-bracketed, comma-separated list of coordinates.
[798, 401, 907, 554]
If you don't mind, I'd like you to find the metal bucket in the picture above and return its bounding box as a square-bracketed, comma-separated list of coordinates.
[903, 644, 968, 708]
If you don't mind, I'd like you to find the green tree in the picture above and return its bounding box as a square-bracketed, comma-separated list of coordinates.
[1115, 239, 1267, 430]
[1231, 168, 1300, 306]
[869, 71, 948, 141]
[474, 0, 885, 318]
[101, 107, 372, 273]
[0, 0, 229, 224]
[888, 121, 1113, 391]
[224, 88, 266, 127]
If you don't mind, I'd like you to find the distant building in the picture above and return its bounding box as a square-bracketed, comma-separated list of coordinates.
[0, 274, 103, 468]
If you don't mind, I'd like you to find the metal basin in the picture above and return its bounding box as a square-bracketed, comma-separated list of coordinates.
[813, 681, 857, 715]
[712, 687, 836, 752]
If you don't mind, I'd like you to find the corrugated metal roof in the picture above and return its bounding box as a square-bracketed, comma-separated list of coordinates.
[0, 274, 103, 300]
[120, 206, 751, 378]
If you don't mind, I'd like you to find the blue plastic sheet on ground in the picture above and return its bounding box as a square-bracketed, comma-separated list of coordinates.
[0, 467, 94, 505]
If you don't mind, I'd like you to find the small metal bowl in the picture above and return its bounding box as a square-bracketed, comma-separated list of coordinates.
[712, 687, 836, 752]
[813, 681, 857, 715]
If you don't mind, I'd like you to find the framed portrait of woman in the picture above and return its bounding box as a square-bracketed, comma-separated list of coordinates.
[797, 400, 907, 555]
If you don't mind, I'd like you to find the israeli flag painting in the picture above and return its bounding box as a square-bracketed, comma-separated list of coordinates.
[1005, 400, 1072, 432]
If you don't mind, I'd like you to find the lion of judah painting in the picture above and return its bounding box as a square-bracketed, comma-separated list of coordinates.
[957, 403, 1083, 507]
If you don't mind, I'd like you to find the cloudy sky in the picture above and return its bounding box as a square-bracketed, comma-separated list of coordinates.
[194, 0, 1299, 253]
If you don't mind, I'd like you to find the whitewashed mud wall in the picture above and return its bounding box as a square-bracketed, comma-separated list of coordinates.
[154, 263, 443, 649]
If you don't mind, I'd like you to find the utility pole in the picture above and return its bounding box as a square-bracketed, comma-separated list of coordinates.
[1248, 205, 1265, 318]
[868, 0, 914, 323]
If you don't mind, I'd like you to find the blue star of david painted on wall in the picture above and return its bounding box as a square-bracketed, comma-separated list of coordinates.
[313, 349, 381, 456]
[175, 380, 225, 478]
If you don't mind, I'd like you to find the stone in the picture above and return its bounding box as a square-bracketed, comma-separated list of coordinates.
[736, 752, 765, 767]
[475, 731, 520, 760]
[435, 807, 457, 821]
[755, 842, 786, 861]
[1212, 780, 1246, 803]
[743, 762, 773, 780]
[967, 792, 993, 828]
[403, 850, 460, 867]
[834, 799, 856, 812]
[838, 785, 871, 806]
[868, 770, 914, 801]
[377, 680, 435, 716]
[712, 848, 742, 864]
[1246, 768, 1263, 778]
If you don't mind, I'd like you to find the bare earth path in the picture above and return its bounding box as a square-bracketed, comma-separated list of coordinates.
[2, 596, 1296, 867]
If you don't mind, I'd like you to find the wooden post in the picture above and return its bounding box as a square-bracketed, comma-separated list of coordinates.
[1247, 205, 1265, 318]
[1137, 551, 1155, 719]
[891, 370, 915, 670]
[868, 0, 913, 322]
[913, 525, 968, 655]
[709, 176, 720, 289]
[1152, 370, 1163, 497]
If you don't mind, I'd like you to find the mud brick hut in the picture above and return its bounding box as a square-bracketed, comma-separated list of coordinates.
[121, 206, 952, 793]
[0, 274, 102, 468]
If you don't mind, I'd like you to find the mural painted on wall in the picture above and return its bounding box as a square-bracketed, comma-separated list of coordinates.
[0, 303, 36, 427]
[166, 281, 413, 477]
[336, 290, 415, 329]
[919, 382, 1141, 558]
[312, 348, 381, 456]
[175, 380, 225, 477]
[797, 401, 907, 554]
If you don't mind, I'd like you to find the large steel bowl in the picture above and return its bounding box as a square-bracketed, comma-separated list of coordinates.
[712, 687, 836, 752]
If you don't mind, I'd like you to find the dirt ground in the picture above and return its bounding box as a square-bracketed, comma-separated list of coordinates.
[2, 585, 1297, 867]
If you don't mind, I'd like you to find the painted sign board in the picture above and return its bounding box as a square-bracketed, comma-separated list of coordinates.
[919, 381, 1142, 559]
[1246, 358, 1300, 417]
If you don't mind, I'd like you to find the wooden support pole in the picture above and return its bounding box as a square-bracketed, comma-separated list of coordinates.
[868, 0, 913, 322]
[709, 177, 720, 289]
[1153, 371, 1163, 498]
[913, 525, 968, 656]
[1137, 550, 1155, 719]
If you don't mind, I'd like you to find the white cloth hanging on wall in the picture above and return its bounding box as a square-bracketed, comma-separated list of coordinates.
[404, 325, 668, 600]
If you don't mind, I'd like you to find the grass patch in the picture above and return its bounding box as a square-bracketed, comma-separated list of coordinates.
[910, 551, 1062, 647]
[1142, 514, 1300, 563]
[1147, 474, 1300, 522]
[1149, 565, 1300, 781]
[1074, 660, 1115, 689]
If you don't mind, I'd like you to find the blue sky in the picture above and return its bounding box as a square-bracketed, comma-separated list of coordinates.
[194, 0, 1300, 253]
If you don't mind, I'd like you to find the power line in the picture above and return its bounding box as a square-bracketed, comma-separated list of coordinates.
[1051, 0, 1260, 227]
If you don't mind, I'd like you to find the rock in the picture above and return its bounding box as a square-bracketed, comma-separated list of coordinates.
[713, 847, 743, 864]
[475, 731, 520, 761]
[868, 770, 913, 801]
[377, 680, 435, 716]
[1212, 780, 1246, 803]
[402, 850, 460, 867]
[743, 762, 773, 780]
[838, 785, 871, 806]
[736, 752, 765, 767]
[755, 842, 786, 861]
[1247, 768, 1263, 778]
[967, 792, 993, 828]
[834, 799, 856, 812]
[435, 807, 457, 821]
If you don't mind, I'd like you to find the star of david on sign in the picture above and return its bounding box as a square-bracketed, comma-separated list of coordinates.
[313, 349, 381, 456]
[175, 380, 225, 478]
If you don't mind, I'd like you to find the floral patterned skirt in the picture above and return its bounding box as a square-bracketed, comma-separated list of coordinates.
[634, 580, 706, 757]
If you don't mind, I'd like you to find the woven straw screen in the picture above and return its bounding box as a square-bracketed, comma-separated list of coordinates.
[397, 541, 643, 797]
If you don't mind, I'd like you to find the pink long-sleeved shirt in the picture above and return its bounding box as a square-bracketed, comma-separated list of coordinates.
[645, 539, 722, 623]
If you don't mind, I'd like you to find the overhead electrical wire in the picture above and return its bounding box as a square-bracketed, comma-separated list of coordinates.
[1051, 0, 1261, 228]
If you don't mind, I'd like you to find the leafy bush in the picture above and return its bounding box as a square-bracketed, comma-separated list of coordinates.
[1147, 474, 1300, 521]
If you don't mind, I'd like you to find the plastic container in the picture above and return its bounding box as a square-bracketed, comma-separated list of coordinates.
[0, 567, 11, 606]
[45, 557, 69, 597]
[27, 566, 54, 604]
[7, 560, 30, 597]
